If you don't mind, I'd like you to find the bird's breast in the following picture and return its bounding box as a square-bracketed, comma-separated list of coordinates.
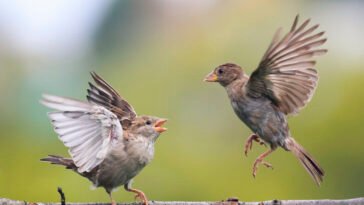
[126, 138, 155, 165]
[230, 96, 289, 147]
[231, 98, 264, 130]
[95, 138, 155, 189]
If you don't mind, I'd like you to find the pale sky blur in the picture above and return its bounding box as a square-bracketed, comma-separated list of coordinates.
[0, 1, 363, 66]
[0, 0, 112, 59]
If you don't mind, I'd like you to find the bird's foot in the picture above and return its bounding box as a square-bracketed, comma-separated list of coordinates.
[133, 190, 149, 205]
[111, 199, 116, 205]
[252, 158, 274, 178]
[244, 134, 266, 156]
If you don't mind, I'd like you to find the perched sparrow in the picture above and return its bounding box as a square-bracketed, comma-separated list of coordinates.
[204, 15, 326, 185]
[41, 72, 167, 205]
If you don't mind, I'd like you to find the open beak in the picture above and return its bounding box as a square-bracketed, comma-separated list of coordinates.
[154, 119, 167, 133]
[203, 71, 218, 82]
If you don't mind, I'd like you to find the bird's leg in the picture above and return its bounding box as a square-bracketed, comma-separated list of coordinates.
[107, 191, 116, 205]
[244, 134, 266, 156]
[124, 182, 148, 205]
[129, 189, 148, 205]
[252, 149, 274, 178]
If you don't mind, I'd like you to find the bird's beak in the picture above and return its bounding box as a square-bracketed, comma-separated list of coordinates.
[204, 71, 218, 82]
[154, 119, 167, 133]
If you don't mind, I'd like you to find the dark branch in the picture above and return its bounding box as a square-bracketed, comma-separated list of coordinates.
[57, 187, 65, 205]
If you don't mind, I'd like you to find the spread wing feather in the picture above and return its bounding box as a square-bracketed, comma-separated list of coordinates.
[41, 94, 123, 173]
[87, 72, 137, 122]
[247, 15, 327, 115]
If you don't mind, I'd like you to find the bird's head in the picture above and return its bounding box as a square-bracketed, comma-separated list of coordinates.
[204, 63, 245, 87]
[128, 116, 167, 141]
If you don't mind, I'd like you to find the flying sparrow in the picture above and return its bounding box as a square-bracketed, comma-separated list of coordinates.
[41, 72, 167, 205]
[204, 15, 326, 185]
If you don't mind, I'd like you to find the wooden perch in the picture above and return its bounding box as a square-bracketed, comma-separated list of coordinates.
[1, 197, 364, 205]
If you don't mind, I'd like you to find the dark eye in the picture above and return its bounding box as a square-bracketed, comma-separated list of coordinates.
[217, 68, 224, 74]
[146, 120, 152, 125]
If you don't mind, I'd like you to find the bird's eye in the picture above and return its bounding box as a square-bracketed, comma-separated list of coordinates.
[146, 120, 152, 125]
[217, 68, 224, 74]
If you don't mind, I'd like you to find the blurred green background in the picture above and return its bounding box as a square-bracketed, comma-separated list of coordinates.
[0, 0, 363, 203]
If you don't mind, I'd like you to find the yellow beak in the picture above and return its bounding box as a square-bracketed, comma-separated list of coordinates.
[204, 71, 218, 82]
[154, 119, 167, 133]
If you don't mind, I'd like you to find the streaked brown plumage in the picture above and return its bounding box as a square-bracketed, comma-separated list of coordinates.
[204, 15, 326, 185]
[40, 72, 167, 205]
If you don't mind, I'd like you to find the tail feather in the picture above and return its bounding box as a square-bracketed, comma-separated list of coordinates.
[285, 137, 324, 186]
[41, 155, 77, 170]
[41, 155, 98, 184]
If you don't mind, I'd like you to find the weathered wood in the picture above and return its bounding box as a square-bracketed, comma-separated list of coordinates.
[1, 198, 364, 205]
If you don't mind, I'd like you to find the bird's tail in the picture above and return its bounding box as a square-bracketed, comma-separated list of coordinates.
[285, 137, 324, 186]
[40, 155, 77, 170]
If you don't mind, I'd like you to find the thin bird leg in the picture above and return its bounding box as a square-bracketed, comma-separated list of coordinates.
[107, 191, 116, 205]
[252, 149, 275, 178]
[244, 134, 266, 156]
[124, 182, 149, 205]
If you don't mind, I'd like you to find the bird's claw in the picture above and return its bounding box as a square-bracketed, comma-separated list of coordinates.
[134, 192, 148, 205]
[244, 134, 265, 157]
[262, 161, 273, 169]
[252, 159, 273, 178]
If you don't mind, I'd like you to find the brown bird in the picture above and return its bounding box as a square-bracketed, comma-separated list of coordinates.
[204, 15, 326, 185]
[40, 72, 167, 205]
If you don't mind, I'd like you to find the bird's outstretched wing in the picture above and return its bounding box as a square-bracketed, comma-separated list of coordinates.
[246, 15, 327, 115]
[87, 72, 137, 123]
[41, 94, 123, 173]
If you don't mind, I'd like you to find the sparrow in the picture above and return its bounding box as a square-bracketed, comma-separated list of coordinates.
[40, 72, 167, 205]
[204, 15, 326, 185]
